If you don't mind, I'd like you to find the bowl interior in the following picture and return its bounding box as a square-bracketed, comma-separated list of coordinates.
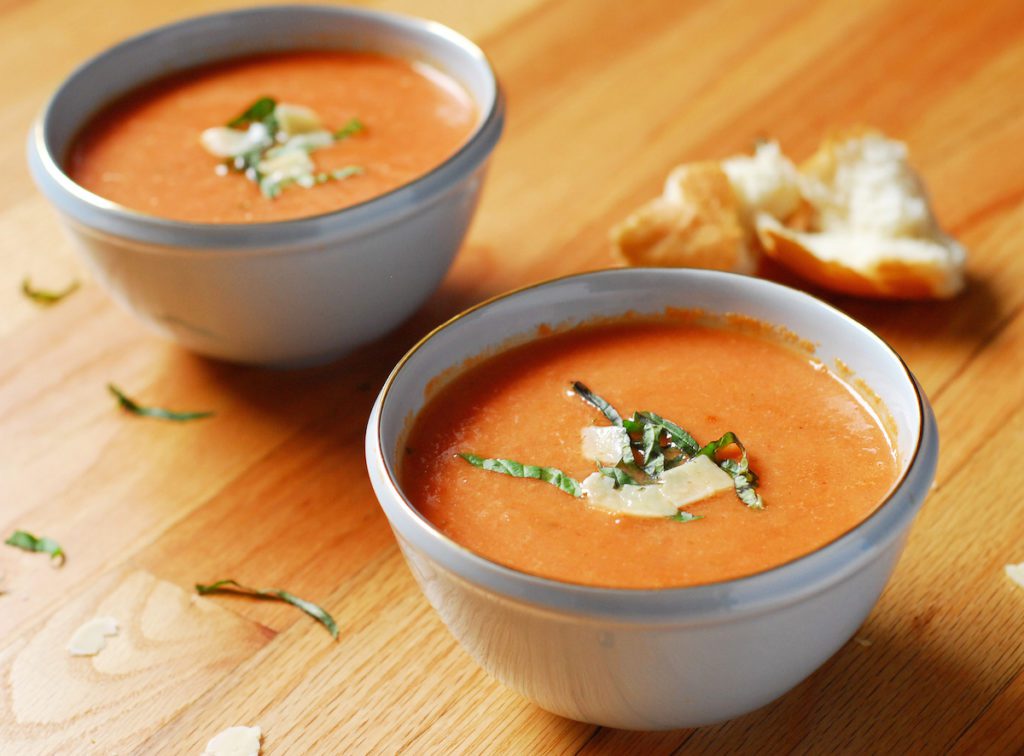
[42, 5, 497, 178]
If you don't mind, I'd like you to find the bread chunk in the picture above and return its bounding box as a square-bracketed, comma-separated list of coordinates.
[611, 129, 966, 299]
[611, 162, 755, 274]
[757, 130, 965, 298]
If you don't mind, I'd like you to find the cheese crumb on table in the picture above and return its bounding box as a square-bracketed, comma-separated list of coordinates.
[203, 725, 262, 756]
[67, 616, 119, 657]
[1005, 562, 1024, 589]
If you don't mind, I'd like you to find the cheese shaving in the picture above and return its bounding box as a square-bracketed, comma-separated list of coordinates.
[1005, 562, 1024, 589]
[660, 454, 734, 503]
[67, 616, 119, 657]
[580, 426, 630, 465]
[581, 456, 734, 518]
[203, 725, 262, 756]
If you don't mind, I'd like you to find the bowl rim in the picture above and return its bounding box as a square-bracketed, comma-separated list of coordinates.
[29, 4, 504, 249]
[367, 268, 937, 622]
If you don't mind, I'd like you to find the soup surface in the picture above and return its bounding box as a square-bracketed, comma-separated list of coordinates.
[401, 319, 899, 589]
[67, 51, 477, 223]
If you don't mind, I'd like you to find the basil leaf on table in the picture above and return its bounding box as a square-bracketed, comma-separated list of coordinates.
[21, 278, 79, 306]
[108, 384, 214, 422]
[5, 530, 65, 565]
[196, 579, 339, 640]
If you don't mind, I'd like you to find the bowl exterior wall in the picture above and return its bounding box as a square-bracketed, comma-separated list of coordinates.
[56, 166, 487, 366]
[394, 525, 907, 729]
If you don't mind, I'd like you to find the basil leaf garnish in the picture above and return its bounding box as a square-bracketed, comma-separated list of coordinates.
[668, 511, 703, 523]
[333, 117, 365, 141]
[108, 384, 214, 422]
[598, 466, 646, 488]
[699, 431, 763, 509]
[196, 579, 338, 639]
[574, 380, 763, 510]
[459, 453, 582, 497]
[5, 530, 65, 565]
[635, 411, 701, 458]
[572, 381, 623, 426]
[227, 96, 277, 130]
[21, 278, 80, 306]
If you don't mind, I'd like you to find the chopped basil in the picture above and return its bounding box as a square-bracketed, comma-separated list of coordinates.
[196, 579, 338, 639]
[212, 100, 366, 200]
[632, 411, 701, 458]
[668, 511, 703, 523]
[571, 381, 623, 425]
[333, 117, 365, 141]
[108, 384, 214, 422]
[330, 165, 364, 181]
[574, 380, 762, 509]
[598, 466, 645, 488]
[21, 278, 79, 306]
[5, 530, 65, 565]
[227, 96, 277, 131]
[459, 453, 582, 497]
[700, 432, 763, 509]
[231, 147, 266, 180]
[261, 164, 364, 199]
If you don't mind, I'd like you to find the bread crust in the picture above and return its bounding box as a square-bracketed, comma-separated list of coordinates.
[611, 162, 755, 274]
[757, 225, 957, 299]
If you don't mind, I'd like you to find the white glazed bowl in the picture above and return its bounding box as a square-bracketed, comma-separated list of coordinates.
[27, 5, 504, 366]
[366, 268, 939, 730]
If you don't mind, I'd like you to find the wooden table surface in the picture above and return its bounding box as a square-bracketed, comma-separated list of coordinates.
[3, 0, 1024, 753]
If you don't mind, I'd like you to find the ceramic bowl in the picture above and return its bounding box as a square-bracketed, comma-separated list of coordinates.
[365, 268, 939, 730]
[27, 5, 504, 366]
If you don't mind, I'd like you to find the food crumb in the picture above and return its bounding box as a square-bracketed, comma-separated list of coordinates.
[853, 636, 872, 648]
[67, 616, 119, 656]
[1004, 562, 1024, 589]
[203, 725, 262, 756]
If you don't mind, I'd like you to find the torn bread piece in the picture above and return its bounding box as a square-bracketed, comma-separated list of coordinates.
[721, 140, 802, 223]
[757, 130, 965, 298]
[610, 162, 756, 274]
[612, 130, 965, 299]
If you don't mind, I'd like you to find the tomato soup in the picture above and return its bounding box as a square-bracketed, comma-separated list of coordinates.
[66, 51, 477, 223]
[401, 319, 898, 589]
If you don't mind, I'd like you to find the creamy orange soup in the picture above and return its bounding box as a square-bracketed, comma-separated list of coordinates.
[401, 320, 898, 589]
[67, 51, 477, 223]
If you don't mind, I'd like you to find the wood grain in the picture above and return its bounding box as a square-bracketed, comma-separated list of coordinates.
[2, 0, 1024, 753]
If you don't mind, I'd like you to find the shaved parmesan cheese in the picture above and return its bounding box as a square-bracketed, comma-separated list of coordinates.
[581, 473, 678, 518]
[580, 426, 630, 465]
[581, 456, 734, 518]
[265, 130, 335, 159]
[67, 616, 118, 656]
[275, 103, 322, 136]
[660, 455, 734, 504]
[257, 149, 315, 183]
[203, 725, 262, 756]
[200, 123, 272, 158]
[1005, 562, 1024, 589]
